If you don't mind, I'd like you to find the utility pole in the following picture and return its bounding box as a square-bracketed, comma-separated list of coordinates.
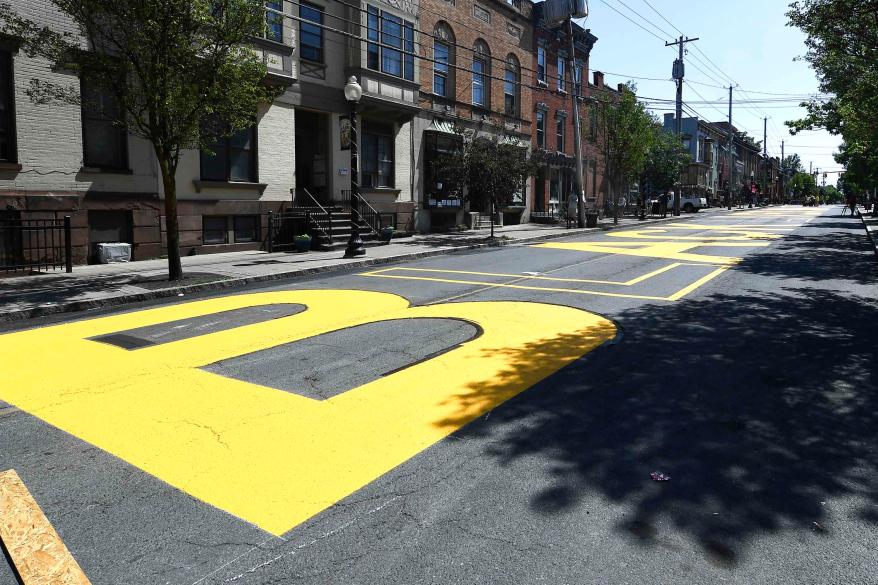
[726, 85, 734, 210]
[567, 17, 586, 228]
[667, 35, 699, 216]
[780, 140, 785, 203]
[762, 117, 768, 205]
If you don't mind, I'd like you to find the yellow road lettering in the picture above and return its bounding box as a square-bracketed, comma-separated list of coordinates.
[0, 290, 616, 536]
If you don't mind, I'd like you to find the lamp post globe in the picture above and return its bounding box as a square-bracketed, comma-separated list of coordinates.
[343, 76, 366, 258]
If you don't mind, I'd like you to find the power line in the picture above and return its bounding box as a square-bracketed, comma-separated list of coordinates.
[609, 0, 675, 39]
[594, 0, 668, 43]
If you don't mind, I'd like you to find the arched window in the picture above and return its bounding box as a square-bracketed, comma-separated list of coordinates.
[472, 40, 491, 108]
[433, 22, 455, 98]
[504, 54, 519, 116]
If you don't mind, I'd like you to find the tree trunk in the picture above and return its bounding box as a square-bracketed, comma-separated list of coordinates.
[157, 156, 183, 281]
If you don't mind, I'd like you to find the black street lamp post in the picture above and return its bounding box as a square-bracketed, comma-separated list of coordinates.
[344, 76, 366, 258]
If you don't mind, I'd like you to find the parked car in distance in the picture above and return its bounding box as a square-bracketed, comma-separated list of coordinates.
[649, 193, 708, 213]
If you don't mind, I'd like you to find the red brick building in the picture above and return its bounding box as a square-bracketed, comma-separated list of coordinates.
[414, 0, 534, 230]
[529, 4, 621, 220]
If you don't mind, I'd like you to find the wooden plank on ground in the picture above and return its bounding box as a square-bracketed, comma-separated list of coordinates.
[0, 469, 91, 585]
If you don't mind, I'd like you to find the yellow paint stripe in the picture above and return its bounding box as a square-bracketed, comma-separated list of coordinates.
[360, 272, 672, 300]
[664, 223, 796, 230]
[0, 469, 91, 585]
[366, 263, 684, 287]
[666, 266, 730, 301]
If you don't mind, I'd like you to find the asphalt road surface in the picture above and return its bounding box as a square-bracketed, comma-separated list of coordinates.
[1, 206, 876, 584]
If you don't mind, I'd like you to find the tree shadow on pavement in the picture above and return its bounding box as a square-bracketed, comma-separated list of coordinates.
[434, 213, 878, 565]
[740, 232, 878, 285]
[439, 287, 877, 565]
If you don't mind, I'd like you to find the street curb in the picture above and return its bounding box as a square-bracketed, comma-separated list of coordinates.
[856, 208, 878, 258]
[0, 213, 696, 323]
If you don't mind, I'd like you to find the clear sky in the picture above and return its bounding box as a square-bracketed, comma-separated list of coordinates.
[574, 0, 843, 182]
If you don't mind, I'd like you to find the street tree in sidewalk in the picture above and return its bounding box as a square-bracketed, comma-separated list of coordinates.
[433, 135, 541, 236]
[641, 122, 690, 199]
[786, 0, 878, 194]
[835, 141, 878, 195]
[592, 82, 654, 224]
[0, 0, 281, 281]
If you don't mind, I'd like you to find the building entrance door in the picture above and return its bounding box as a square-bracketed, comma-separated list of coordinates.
[295, 110, 330, 205]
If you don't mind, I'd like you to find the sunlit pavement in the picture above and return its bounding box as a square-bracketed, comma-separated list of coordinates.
[0, 205, 875, 584]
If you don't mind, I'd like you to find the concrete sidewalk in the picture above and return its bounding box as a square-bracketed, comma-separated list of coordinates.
[0, 209, 725, 321]
[857, 206, 878, 257]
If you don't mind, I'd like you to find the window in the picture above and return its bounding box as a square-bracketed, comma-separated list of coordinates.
[367, 6, 415, 81]
[556, 116, 565, 152]
[81, 79, 128, 170]
[203, 217, 228, 245]
[234, 216, 260, 242]
[424, 131, 463, 203]
[299, 2, 323, 62]
[537, 47, 546, 84]
[0, 50, 16, 163]
[473, 4, 490, 23]
[472, 59, 486, 107]
[434, 42, 449, 97]
[264, 1, 283, 43]
[504, 55, 518, 116]
[472, 40, 490, 108]
[362, 121, 394, 188]
[201, 124, 258, 182]
[536, 110, 546, 148]
[557, 56, 565, 92]
[574, 65, 582, 96]
[433, 23, 455, 98]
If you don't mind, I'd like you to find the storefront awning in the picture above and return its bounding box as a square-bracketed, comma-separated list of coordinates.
[425, 118, 458, 136]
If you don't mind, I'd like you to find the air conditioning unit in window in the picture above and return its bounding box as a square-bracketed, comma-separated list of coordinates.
[480, 114, 490, 122]
[444, 105, 452, 112]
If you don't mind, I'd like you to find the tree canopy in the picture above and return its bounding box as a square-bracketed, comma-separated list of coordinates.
[592, 82, 655, 221]
[434, 134, 540, 216]
[786, 0, 878, 192]
[642, 123, 690, 194]
[0, 0, 282, 279]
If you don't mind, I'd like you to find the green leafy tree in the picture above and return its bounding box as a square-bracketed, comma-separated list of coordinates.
[592, 82, 655, 223]
[642, 123, 690, 194]
[434, 136, 540, 234]
[821, 184, 842, 203]
[786, 0, 878, 195]
[782, 153, 804, 174]
[789, 171, 817, 198]
[0, 0, 281, 280]
[835, 141, 877, 193]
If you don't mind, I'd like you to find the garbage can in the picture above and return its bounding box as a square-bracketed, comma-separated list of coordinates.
[585, 212, 598, 228]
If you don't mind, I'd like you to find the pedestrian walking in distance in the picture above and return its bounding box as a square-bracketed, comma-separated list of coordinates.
[659, 191, 670, 218]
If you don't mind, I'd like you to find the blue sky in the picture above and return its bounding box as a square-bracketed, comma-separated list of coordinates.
[574, 0, 843, 180]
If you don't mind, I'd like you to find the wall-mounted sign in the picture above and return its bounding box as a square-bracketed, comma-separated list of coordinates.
[339, 116, 352, 151]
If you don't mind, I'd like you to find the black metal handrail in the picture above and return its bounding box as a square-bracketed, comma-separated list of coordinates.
[342, 190, 387, 235]
[1, 216, 72, 273]
[288, 188, 334, 244]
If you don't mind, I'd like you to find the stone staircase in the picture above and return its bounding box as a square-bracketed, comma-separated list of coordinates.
[292, 206, 378, 251]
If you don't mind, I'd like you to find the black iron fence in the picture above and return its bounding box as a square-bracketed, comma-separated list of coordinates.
[267, 211, 310, 252]
[1, 216, 72, 273]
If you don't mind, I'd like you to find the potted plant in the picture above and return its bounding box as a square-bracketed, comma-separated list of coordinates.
[378, 226, 394, 243]
[294, 233, 312, 252]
